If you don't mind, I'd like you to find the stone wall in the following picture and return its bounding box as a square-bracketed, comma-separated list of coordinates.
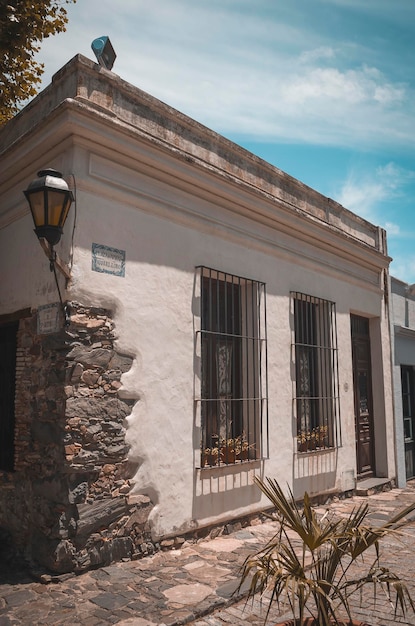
[0, 303, 154, 574]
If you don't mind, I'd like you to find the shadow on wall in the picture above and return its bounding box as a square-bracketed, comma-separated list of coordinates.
[293, 449, 338, 500]
[192, 461, 263, 521]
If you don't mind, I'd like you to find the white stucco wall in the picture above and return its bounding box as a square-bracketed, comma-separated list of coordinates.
[2, 153, 394, 539]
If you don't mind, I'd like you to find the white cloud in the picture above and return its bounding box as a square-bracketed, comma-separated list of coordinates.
[384, 222, 401, 236]
[336, 177, 386, 220]
[376, 162, 415, 188]
[336, 162, 414, 225]
[281, 66, 405, 106]
[27, 0, 415, 152]
[335, 161, 415, 282]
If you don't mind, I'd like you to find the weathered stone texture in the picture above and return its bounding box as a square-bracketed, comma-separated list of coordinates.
[0, 303, 153, 574]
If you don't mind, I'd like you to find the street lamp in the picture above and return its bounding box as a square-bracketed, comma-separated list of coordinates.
[23, 169, 74, 326]
[24, 169, 73, 246]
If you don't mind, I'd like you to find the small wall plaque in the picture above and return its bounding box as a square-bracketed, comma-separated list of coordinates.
[37, 303, 60, 335]
[92, 243, 125, 277]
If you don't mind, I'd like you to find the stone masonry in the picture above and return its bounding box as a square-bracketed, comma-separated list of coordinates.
[0, 302, 154, 574]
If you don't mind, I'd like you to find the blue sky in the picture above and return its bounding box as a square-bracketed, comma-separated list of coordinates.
[33, 0, 415, 282]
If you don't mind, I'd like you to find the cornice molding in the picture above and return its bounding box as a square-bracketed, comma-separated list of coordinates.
[0, 75, 390, 292]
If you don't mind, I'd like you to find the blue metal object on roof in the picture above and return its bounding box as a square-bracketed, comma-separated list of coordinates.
[91, 36, 116, 71]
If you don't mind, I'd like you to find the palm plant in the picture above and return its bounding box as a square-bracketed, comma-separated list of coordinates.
[240, 477, 415, 625]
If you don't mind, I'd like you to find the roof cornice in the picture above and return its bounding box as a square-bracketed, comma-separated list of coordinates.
[0, 54, 390, 278]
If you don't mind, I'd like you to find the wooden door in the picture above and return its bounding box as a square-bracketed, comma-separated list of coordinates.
[401, 366, 415, 480]
[351, 315, 375, 478]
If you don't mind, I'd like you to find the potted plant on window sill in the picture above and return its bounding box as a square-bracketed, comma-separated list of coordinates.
[220, 435, 255, 464]
[236, 436, 255, 461]
[239, 477, 415, 625]
[201, 446, 219, 467]
[298, 426, 329, 453]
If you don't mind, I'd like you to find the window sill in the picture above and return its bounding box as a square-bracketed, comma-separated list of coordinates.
[296, 446, 336, 455]
[198, 458, 261, 472]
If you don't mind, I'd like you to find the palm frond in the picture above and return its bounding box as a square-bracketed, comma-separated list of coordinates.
[238, 477, 415, 624]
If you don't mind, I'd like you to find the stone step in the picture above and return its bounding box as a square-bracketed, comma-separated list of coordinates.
[355, 477, 394, 496]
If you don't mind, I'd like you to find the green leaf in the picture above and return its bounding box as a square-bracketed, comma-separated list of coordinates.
[0, 0, 76, 123]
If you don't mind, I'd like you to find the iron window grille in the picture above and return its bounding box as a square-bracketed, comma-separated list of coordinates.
[196, 267, 268, 467]
[292, 292, 340, 452]
[0, 321, 18, 471]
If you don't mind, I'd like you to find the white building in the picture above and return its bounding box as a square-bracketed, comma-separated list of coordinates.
[390, 276, 415, 486]
[0, 54, 395, 572]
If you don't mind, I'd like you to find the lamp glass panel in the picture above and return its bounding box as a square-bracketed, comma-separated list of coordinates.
[47, 190, 67, 226]
[28, 190, 46, 227]
[59, 198, 72, 228]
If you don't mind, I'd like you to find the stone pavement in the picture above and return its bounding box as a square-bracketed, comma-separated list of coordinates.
[2, 482, 415, 626]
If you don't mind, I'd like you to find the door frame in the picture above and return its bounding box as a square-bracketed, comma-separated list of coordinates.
[351, 315, 375, 478]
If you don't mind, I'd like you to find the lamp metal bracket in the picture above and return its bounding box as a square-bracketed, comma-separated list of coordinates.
[38, 238, 71, 280]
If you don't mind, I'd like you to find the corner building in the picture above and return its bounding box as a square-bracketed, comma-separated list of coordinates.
[0, 55, 395, 572]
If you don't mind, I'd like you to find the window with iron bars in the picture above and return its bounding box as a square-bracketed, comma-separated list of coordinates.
[292, 292, 340, 452]
[197, 267, 268, 467]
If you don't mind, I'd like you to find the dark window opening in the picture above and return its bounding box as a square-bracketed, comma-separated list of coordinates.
[0, 322, 18, 471]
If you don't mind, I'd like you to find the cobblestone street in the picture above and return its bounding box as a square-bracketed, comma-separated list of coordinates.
[1, 482, 415, 626]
